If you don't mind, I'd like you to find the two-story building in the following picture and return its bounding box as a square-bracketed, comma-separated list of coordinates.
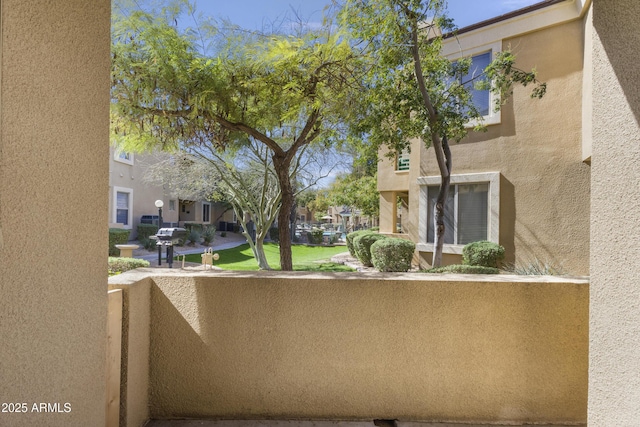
[109, 147, 235, 238]
[378, 0, 592, 275]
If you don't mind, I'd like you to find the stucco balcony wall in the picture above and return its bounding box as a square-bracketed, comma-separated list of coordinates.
[109, 271, 588, 426]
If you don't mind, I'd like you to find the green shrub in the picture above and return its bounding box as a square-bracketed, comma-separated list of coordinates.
[269, 227, 279, 242]
[371, 238, 415, 272]
[423, 264, 500, 274]
[462, 240, 505, 268]
[108, 228, 130, 256]
[307, 228, 324, 245]
[184, 222, 203, 233]
[138, 237, 154, 251]
[370, 226, 380, 232]
[108, 257, 150, 275]
[187, 229, 201, 246]
[353, 233, 388, 267]
[221, 231, 227, 238]
[346, 230, 373, 257]
[202, 225, 216, 245]
[136, 223, 158, 240]
[503, 258, 565, 275]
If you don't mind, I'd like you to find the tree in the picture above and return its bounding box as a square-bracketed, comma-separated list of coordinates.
[111, 1, 364, 270]
[144, 140, 336, 270]
[326, 136, 380, 221]
[338, 0, 546, 267]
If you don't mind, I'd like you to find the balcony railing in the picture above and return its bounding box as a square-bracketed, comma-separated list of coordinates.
[108, 271, 588, 426]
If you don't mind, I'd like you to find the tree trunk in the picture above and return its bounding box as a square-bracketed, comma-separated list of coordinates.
[432, 135, 452, 267]
[237, 214, 271, 270]
[273, 154, 294, 271]
[254, 238, 270, 270]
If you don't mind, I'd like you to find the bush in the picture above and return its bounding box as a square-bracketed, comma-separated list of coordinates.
[423, 264, 500, 274]
[202, 225, 216, 245]
[108, 257, 150, 275]
[108, 228, 130, 256]
[184, 222, 203, 233]
[353, 233, 388, 267]
[503, 258, 566, 275]
[221, 231, 227, 238]
[307, 228, 324, 245]
[346, 230, 373, 257]
[269, 227, 279, 242]
[138, 237, 157, 251]
[371, 238, 415, 272]
[137, 223, 158, 241]
[187, 229, 201, 246]
[462, 240, 505, 268]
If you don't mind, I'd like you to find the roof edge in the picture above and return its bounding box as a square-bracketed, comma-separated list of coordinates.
[446, 0, 569, 38]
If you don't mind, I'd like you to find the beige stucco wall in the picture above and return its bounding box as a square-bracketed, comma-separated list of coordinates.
[110, 271, 588, 425]
[413, 19, 591, 274]
[0, 1, 111, 426]
[378, 140, 417, 235]
[109, 278, 152, 427]
[589, 0, 640, 423]
[109, 150, 180, 236]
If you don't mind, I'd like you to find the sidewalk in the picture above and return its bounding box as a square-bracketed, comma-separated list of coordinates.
[131, 231, 248, 263]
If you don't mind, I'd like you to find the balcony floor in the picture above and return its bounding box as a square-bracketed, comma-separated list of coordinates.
[146, 421, 585, 427]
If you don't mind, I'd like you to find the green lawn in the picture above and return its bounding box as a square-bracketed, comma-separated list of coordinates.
[182, 243, 353, 271]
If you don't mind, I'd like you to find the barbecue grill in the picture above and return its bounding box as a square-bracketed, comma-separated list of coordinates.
[155, 227, 187, 268]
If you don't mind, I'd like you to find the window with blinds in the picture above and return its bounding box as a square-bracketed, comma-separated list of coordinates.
[116, 192, 130, 225]
[426, 183, 489, 244]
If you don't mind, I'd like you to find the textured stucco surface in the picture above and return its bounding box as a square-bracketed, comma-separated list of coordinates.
[109, 279, 152, 427]
[0, 1, 111, 426]
[110, 270, 588, 425]
[380, 18, 591, 275]
[589, 0, 640, 424]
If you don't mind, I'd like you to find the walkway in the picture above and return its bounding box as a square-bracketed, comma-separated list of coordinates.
[131, 231, 248, 264]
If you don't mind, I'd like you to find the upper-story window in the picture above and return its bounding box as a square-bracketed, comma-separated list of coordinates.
[459, 51, 492, 117]
[114, 149, 134, 165]
[447, 40, 502, 127]
[396, 148, 410, 171]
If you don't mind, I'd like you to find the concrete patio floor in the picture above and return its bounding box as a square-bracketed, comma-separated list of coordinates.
[146, 420, 585, 427]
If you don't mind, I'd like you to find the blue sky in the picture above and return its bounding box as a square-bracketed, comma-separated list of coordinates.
[190, 0, 542, 31]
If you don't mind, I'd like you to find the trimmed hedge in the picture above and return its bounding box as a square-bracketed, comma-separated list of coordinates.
[371, 238, 415, 272]
[346, 230, 373, 257]
[353, 233, 388, 267]
[423, 264, 500, 274]
[108, 257, 150, 275]
[137, 223, 158, 240]
[462, 240, 505, 268]
[109, 228, 130, 256]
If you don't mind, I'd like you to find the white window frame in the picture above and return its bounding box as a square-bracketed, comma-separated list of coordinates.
[448, 41, 502, 128]
[396, 148, 410, 172]
[169, 199, 176, 211]
[114, 149, 134, 165]
[113, 186, 133, 229]
[417, 172, 500, 254]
